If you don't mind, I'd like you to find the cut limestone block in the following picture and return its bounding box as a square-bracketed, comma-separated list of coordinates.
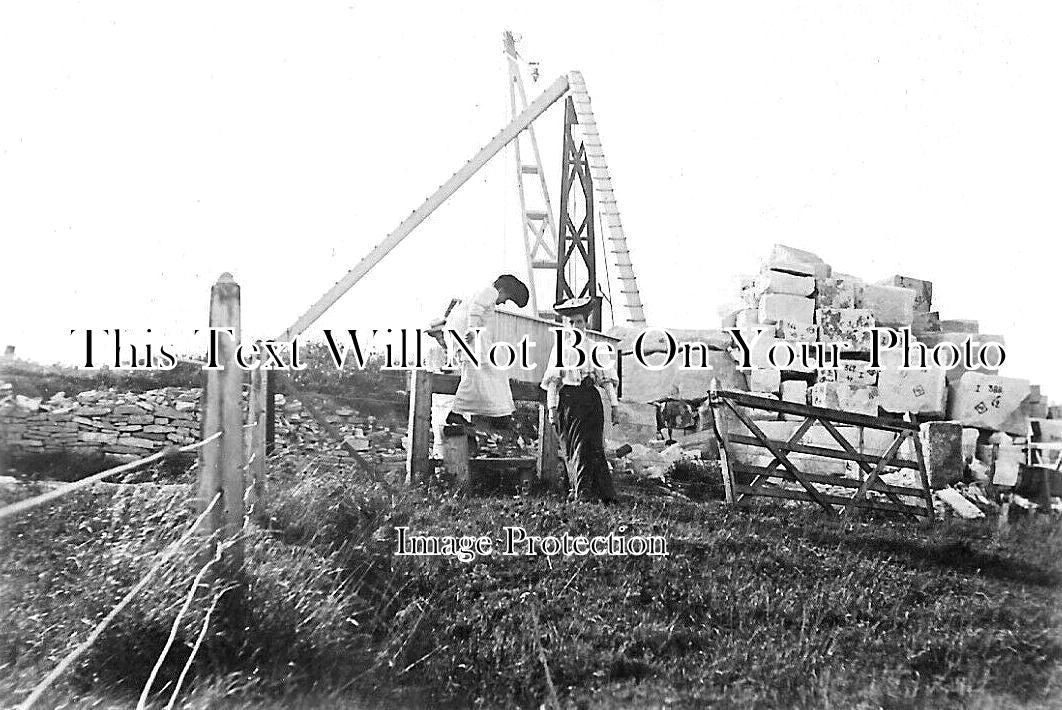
[776, 320, 817, 342]
[947, 372, 1031, 431]
[879, 275, 933, 313]
[817, 308, 875, 352]
[818, 360, 879, 387]
[753, 270, 815, 297]
[937, 488, 985, 519]
[877, 367, 947, 416]
[801, 422, 862, 453]
[736, 309, 760, 327]
[919, 421, 963, 489]
[815, 276, 864, 310]
[781, 380, 808, 406]
[862, 427, 917, 461]
[758, 294, 814, 325]
[748, 368, 781, 395]
[860, 284, 916, 327]
[766, 244, 831, 278]
[993, 444, 1023, 487]
[918, 333, 1006, 384]
[810, 382, 880, 417]
[961, 428, 979, 463]
[912, 311, 941, 336]
[938, 319, 979, 333]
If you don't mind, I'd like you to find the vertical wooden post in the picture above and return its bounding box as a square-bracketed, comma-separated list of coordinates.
[537, 404, 560, 489]
[707, 380, 736, 507]
[406, 370, 434, 485]
[196, 273, 245, 567]
[247, 366, 268, 523]
[265, 370, 276, 455]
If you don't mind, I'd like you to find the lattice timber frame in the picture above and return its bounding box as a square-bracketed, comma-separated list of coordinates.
[707, 388, 934, 521]
[556, 96, 601, 329]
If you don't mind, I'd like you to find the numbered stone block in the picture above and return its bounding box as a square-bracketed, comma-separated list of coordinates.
[877, 367, 947, 416]
[947, 372, 1031, 431]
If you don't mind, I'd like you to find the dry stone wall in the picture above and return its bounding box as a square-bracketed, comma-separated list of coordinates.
[1, 385, 202, 457]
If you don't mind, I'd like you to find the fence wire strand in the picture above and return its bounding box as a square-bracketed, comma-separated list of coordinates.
[16, 492, 222, 710]
[0, 431, 223, 522]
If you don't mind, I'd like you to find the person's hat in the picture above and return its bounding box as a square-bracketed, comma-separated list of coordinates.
[553, 296, 595, 317]
[494, 274, 530, 308]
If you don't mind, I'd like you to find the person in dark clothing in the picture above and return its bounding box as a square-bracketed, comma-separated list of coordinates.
[541, 297, 620, 503]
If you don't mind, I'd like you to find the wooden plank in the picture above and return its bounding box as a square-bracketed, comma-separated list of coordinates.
[537, 406, 560, 489]
[733, 484, 929, 517]
[726, 433, 921, 471]
[731, 462, 925, 498]
[272, 75, 571, 344]
[907, 413, 935, 524]
[405, 370, 434, 485]
[714, 389, 916, 432]
[706, 392, 736, 506]
[724, 399, 835, 514]
[248, 367, 268, 523]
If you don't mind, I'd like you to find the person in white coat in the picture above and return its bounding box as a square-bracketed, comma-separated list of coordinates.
[444, 274, 529, 425]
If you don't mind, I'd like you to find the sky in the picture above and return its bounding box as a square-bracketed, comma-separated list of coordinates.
[2, 2, 1060, 399]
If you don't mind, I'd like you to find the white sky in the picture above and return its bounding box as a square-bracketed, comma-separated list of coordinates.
[2, 2, 1060, 399]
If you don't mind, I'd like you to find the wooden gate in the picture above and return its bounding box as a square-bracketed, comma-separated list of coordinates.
[707, 387, 934, 521]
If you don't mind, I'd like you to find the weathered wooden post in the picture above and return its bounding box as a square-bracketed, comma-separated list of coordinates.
[196, 273, 245, 567]
[265, 370, 276, 455]
[247, 365, 268, 523]
[537, 404, 560, 489]
[406, 369, 434, 485]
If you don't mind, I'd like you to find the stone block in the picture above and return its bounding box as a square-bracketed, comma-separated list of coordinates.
[77, 407, 111, 416]
[781, 380, 808, 407]
[776, 320, 817, 342]
[78, 431, 118, 444]
[860, 284, 916, 327]
[815, 276, 863, 310]
[818, 360, 879, 387]
[947, 372, 1030, 431]
[993, 445, 1022, 486]
[758, 294, 814, 325]
[810, 383, 879, 416]
[816, 308, 875, 352]
[938, 319, 979, 333]
[911, 311, 941, 336]
[754, 270, 815, 297]
[961, 428, 979, 463]
[879, 275, 932, 313]
[877, 367, 947, 416]
[748, 368, 781, 394]
[117, 436, 157, 449]
[143, 424, 176, 434]
[914, 333, 1006, 384]
[736, 308, 760, 327]
[861, 428, 917, 461]
[113, 404, 146, 416]
[919, 421, 963, 488]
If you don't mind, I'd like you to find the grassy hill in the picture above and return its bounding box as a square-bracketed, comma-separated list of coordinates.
[1, 457, 1060, 708]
